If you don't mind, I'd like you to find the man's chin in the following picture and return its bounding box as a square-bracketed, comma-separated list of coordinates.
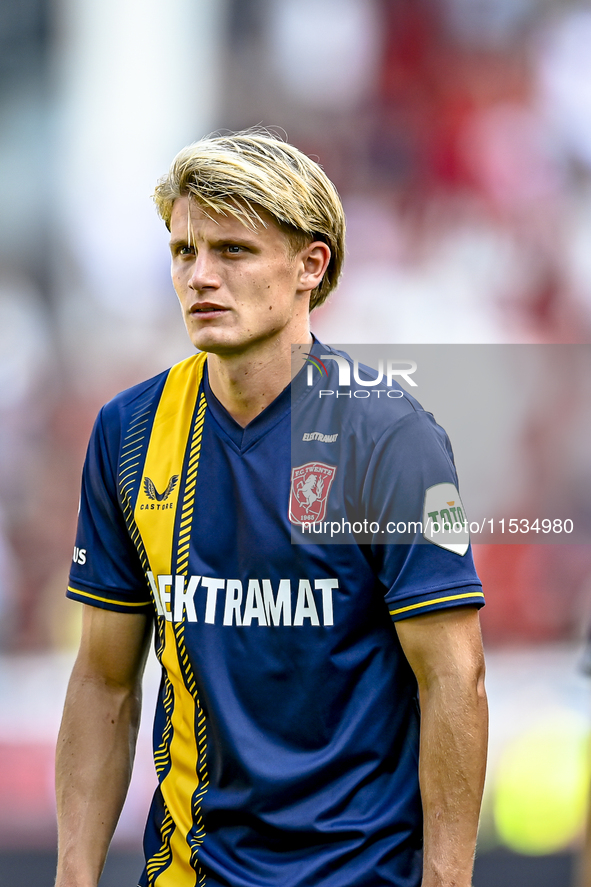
[187, 322, 292, 357]
[188, 328, 235, 354]
[189, 332, 247, 357]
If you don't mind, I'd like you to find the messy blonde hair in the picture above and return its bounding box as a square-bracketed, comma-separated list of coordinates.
[153, 129, 345, 310]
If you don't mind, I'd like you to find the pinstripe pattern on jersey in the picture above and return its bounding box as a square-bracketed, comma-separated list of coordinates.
[171, 393, 209, 881]
[118, 389, 158, 608]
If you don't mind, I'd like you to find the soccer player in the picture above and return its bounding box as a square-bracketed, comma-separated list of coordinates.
[55, 132, 488, 887]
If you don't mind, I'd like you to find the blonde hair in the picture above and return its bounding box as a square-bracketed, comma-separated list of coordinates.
[153, 130, 345, 310]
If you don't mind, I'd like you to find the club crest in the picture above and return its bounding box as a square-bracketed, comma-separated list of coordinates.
[289, 462, 336, 525]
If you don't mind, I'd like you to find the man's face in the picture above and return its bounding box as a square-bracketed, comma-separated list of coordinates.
[169, 197, 312, 356]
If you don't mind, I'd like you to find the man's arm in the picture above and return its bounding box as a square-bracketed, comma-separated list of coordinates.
[55, 605, 153, 887]
[395, 606, 488, 887]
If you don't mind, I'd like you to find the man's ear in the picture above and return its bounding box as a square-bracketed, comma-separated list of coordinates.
[298, 241, 331, 293]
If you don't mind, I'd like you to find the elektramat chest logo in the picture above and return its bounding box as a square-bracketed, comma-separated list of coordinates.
[140, 474, 179, 510]
[289, 462, 336, 525]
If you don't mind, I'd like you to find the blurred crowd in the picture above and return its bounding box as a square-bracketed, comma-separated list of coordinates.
[1, 0, 591, 651]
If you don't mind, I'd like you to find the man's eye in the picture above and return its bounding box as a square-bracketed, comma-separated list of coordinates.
[225, 244, 244, 254]
[179, 245, 195, 256]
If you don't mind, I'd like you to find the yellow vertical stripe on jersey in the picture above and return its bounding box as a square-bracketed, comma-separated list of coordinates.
[156, 620, 200, 887]
[133, 352, 207, 886]
[134, 352, 205, 578]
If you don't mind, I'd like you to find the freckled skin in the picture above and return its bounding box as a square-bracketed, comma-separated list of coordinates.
[168, 198, 331, 427]
[170, 198, 311, 359]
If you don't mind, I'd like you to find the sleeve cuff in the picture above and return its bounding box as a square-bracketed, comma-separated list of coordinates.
[388, 585, 485, 622]
[67, 582, 153, 614]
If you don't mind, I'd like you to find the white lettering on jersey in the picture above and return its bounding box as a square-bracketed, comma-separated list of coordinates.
[315, 578, 337, 626]
[72, 546, 87, 565]
[302, 432, 339, 443]
[150, 575, 338, 627]
[224, 580, 243, 625]
[202, 577, 224, 624]
[174, 575, 200, 622]
[294, 580, 319, 626]
[243, 580, 268, 626]
[158, 575, 173, 621]
[263, 579, 291, 626]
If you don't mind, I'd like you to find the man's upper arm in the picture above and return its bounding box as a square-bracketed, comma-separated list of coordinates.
[363, 410, 484, 619]
[394, 606, 485, 690]
[73, 605, 153, 689]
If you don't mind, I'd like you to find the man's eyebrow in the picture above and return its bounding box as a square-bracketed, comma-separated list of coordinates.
[215, 232, 263, 251]
[169, 232, 260, 251]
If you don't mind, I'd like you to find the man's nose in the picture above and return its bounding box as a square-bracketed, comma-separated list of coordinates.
[188, 250, 220, 290]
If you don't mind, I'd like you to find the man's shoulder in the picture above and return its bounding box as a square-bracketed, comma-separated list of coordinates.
[98, 367, 170, 429]
[310, 342, 426, 439]
[99, 353, 202, 426]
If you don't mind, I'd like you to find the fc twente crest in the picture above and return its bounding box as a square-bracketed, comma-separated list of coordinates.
[289, 462, 336, 525]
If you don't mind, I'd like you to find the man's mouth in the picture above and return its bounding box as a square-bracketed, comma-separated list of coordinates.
[190, 303, 228, 316]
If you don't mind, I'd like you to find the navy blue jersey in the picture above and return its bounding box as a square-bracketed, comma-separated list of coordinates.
[68, 341, 483, 887]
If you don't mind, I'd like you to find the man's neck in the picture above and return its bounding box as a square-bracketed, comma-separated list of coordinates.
[206, 334, 313, 428]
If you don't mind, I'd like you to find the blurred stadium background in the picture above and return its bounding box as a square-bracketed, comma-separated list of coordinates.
[1, 0, 591, 884]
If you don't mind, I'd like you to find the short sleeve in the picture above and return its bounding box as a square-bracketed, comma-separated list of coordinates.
[67, 406, 153, 614]
[362, 410, 484, 621]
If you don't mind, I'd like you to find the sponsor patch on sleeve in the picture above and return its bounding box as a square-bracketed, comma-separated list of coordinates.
[422, 482, 469, 556]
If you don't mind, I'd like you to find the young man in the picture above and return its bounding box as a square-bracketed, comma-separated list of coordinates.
[56, 132, 488, 887]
